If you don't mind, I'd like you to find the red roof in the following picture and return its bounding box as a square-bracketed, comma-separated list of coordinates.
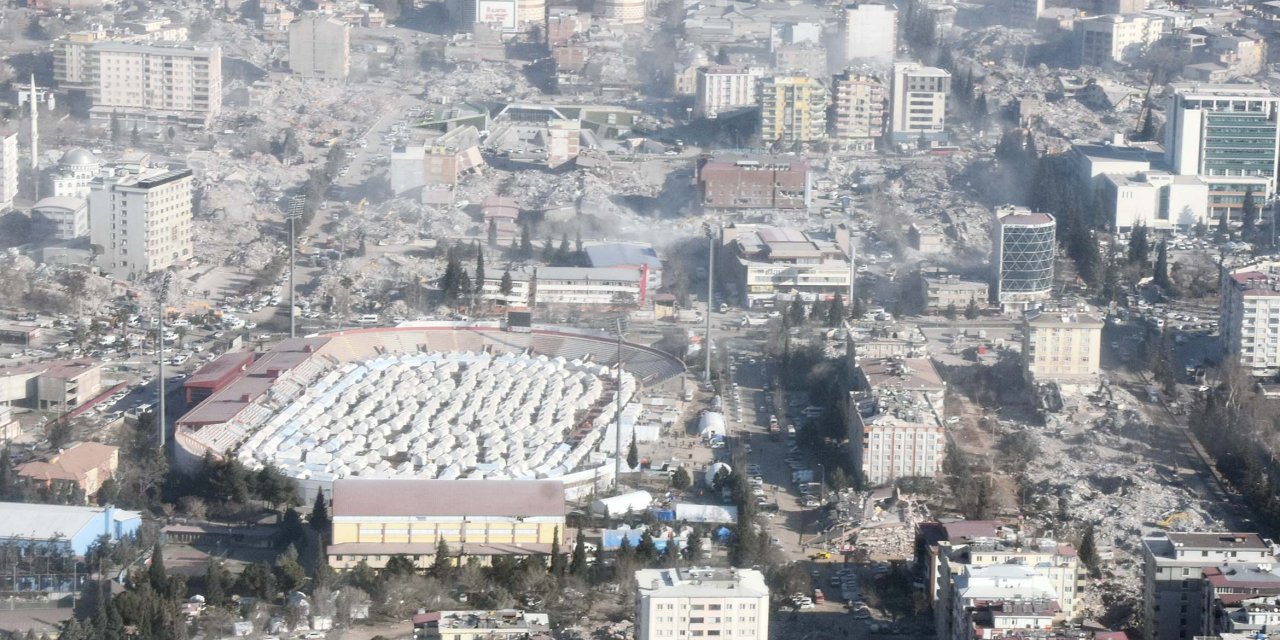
[185, 352, 255, 390]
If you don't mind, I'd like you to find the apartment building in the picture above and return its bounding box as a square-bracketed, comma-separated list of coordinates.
[949, 566, 1059, 639]
[634, 567, 769, 640]
[1077, 14, 1162, 66]
[288, 15, 350, 81]
[696, 157, 811, 211]
[1165, 83, 1280, 218]
[694, 66, 766, 119]
[533, 267, 645, 306]
[830, 71, 886, 151]
[0, 129, 16, 211]
[88, 158, 194, 278]
[889, 62, 950, 146]
[924, 520, 1086, 640]
[413, 611, 550, 640]
[481, 268, 533, 308]
[1219, 261, 1280, 377]
[326, 479, 565, 570]
[66, 42, 222, 130]
[721, 224, 851, 307]
[31, 197, 89, 240]
[546, 119, 580, 169]
[839, 3, 897, 65]
[993, 206, 1055, 313]
[920, 273, 989, 313]
[1022, 310, 1104, 384]
[1201, 563, 1280, 636]
[848, 357, 946, 486]
[1011, 0, 1045, 27]
[17, 441, 119, 501]
[0, 358, 103, 412]
[759, 75, 828, 144]
[1142, 531, 1279, 640]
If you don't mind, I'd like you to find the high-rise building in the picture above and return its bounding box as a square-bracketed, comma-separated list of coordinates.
[1076, 14, 1161, 66]
[595, 0, 645, 25]
[694, 66, 766, 119]
[1022, 310, 1104, 384]
[1165, 83, 1280, 219]
[71, 42, 222, 131]
[88, 157, 194, 278]
[634, 568, 769, 640]
[1010, 0, 1045, 27]
[839, 3, 897, 65]
[849, 357, 946, 486]
[1219, 261, 1280, 377]
[758, 75, 828, 144]
[1142, 531, 1278, 640]
[288, 15, 350, 81]
[0, 129, 16, 211]
[993, 206, 1055, 313]
[889, 62, 950, 146]
[831, 71, 886, 150]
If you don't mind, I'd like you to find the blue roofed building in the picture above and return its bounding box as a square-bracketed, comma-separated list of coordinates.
[0, 502, 142, 556]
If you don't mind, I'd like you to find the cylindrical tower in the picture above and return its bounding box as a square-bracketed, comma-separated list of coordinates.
[518, 0, 545, 30]
[596, 0, 645, 25]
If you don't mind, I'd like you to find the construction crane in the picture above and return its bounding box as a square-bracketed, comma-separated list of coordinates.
[1133, 72, 1157, 138]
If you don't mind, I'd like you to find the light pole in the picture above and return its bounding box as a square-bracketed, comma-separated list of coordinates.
[703, 224, 716, 385]
[286, 196, 305, 338]
[817, 462, 825, 504]
[156, 271, 173, 448]
[613, 318, 627, 489]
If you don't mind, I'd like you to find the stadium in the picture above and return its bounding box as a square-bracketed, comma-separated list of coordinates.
[174, 323, 686, 501]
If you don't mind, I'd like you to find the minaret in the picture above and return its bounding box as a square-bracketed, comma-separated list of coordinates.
[29, 74, 38, 200]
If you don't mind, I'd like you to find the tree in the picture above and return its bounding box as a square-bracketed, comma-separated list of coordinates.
[964, 298, 980, 320]
[626, 431, 639, 470]
[542, 237, 555, 262]
[569, 530, 588, 577]
[255, 464, 296, 511]
[274, 544, 307, 593]
[944, 302, 957, 319]
[474, 248, 486, 294]
[827, 292, 845, 327]
[309, 489, 330, 538]
[557, 234, 571, 264]
[549, 527, 566, 576]
[130, 124, 140, 147]
[1217, 211, 1230, 240]
[1153, 241, 1171, 289]
[148, 543, 168, 596]
[520, 224, 533, 258]
[1139, 108, 1156, 141]
[636, 531, 658, 563]
[499, 270, 513, 296]
[204, 559, 230, 607]
[1078, 525, 1099, 576]
[787, 297, 806, 326]
[487, 220, 498, 248]
[1128, 222, 1150, 265]
[281, 129, 299, 161]
[1243, 187, 1258, 235]
[0, 444, 14, 500]
[382, 554, 417, 579]
[671, 466, 692, 492]
[430, 539, 452, 579]
[684, 529, 703, 563]
[808, 299, 825, 322]
[237, 562, 276, 600]
[277, 507, 305, 548]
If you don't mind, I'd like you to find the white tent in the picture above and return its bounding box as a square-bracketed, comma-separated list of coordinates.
[590, 490, 654, 517]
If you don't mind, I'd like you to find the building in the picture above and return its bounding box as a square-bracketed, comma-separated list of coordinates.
[949, 565, 1060, 639]
[889, 62, 950, 147]
[1102, 171, 1209, 231]
[921, 273, 989, 313]
[31, 196, 90, 240]
[924, 520, 1085, 640]
[1219, 262, 1280, 377]
[595, 0, 645, 25]
[1011, 0, 1045, 27]
[993, 207, 1055, 314]
[848, 357, 946, 485]
[546, 119, 580, 169]
[0, 129, 15, 211]
[585, 243, 663, 293]
[390, 127, 484, 197]
[696, 157, 811, 211]
[634, 567, 769, 640]
[721, 224, 852, 307]
[1202, 563, 1280, 636]
[1077, 14, 1162, 66]
[839, 3, 897, 65]
[758, 75, 828, 144]
[412, 610, 551, 640]
[446, 0, 520, 33]
[533, 267, 644, 306]
[1142, 531, 1278, 640]
[1164, 83, 1280, 218]
[1022, 309, 1104, 384]
[327, 479, 566, 570]
[0, 502, 141, 556]
[830, 71, 886, 151]
[48, 147, 101, 199]
[289, 15, 350, 81]
[17, 442, 119, 501]
[694, 66, 766, 119]
[89, 159, 194, 278]
[78, 43, 222, 130]
[481, 268, 533, 308]
[0, 359, 103, 412]
[909, 222, 947, 253]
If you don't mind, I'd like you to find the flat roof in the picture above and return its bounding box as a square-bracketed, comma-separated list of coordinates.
[585, 243, 662, 270]
[859, 357, 945, 391]
[635, 567, 769, 598]
[537, 267, 641, 282]
[332, 479, 566, 518]
[185, 352, 256, 389]
[0, 502, 140, 543]
[1167, 531, 1271, 550]
[1170, 82, 1276, 99]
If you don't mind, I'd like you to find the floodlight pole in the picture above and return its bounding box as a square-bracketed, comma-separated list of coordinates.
[705, 225, 715, 385]
[287, 197, 305, 338]
[614, 319, 624, 488]
[157, 272, 172, 448]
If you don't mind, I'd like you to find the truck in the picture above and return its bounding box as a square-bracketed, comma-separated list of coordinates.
[813, 589, 825, 605]
[741, 315, 768, 327]
[768, 422, 782, 441]
[791, 469, 816, 485]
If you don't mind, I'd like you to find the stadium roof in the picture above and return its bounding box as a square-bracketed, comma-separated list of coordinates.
[332, 479, 566, 518]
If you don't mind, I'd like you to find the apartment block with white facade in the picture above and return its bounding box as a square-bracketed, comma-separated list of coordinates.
[889, 62, 950, 146]
[848, 357, 946, 486]
[481, 268, 533, 308]
[288, 15, 350, 81]
[533, 267, 644, 306]
[83, 42, 222, 131]
[1022, 309, 1104, 385]
[839, 3, 897, 65]
[1219, 261, 1280, 377]
[722, 225, 851, 307]
[0, 129, 16, 211]
[831, 71, 886, 151]
[634, 568, 769, 640]
[88, 158, 193, 279]
[1143, 532, 1279, 640]
[695, 66, 767, 119]
[1077, 14, 1161, 66]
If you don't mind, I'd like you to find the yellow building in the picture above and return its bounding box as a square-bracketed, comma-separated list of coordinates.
[1022, 310, 1104, 384]
[327, 479, 566, 570]
[758, 75, 828, 144]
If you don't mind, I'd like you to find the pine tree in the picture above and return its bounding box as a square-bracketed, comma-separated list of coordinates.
[274, 544, 307, 593]
[457, 270, 471, 300]
[1127, 223, 1149, 265]
[1218, 210, 1230, 240]
[557, 233, 571, 264]
[808, 299, 824, 322]
[110, 113, 122, 144]
[1243, 187, 1258, 234]
[1140, 108, 1156, 141]
[500, 270, 514, 296]
[827, 291, 845, 326]
[487, 219, 498, 248]
[636, 531, 657, 562]
[944, 303, 957, 319]
[964, 298, 980, 319]
[788, 297, 806, 325]
[671, 466, 692, 491]
[475, 247, 486, 294]
[431, 539, 453, 578]
[148, 543, 167, 596]
[1078, 524, 1099, 576]
[309, 489, 330, 538]
[684, 529, 703, 563]
[130, 124, 140, 147]
[1153, 241, 1170, 288]
[205, 559, 227, 607]
[626, 431, 639, 470]
[549, 526, 566, 576]
[575, 229, 583, 254]
[569, 529, 588, 576]
[542, 238, 555, 262]
[0, 445, 13, 500]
